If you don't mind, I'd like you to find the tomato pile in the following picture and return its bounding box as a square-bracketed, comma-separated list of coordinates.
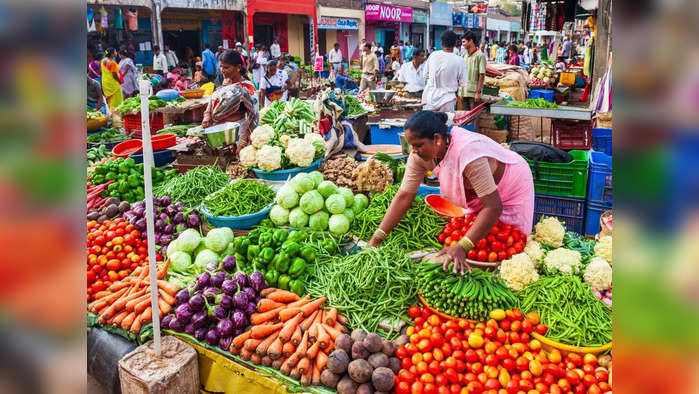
[86, 218, 160, 301]
[394, 306, 612, 394]
[437, 217, 526, 262]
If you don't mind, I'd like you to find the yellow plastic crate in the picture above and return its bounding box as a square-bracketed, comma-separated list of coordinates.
[559, 72, 575, 86]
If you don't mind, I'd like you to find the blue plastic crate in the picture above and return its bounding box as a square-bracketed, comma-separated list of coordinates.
[588, 151, 612, 205]
[369, 124, 403, 145]
[530, 89, 554, 103]
[251, 158, 323, 181]
[584, 200, 612, 235]
[533, 193, 586, 234]
[416, 184, 440, 198]
[592, 128, 612, 156]
[129, 149, 175, 167]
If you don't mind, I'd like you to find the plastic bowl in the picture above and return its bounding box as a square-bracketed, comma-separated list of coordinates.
[251, 158, 323, 181]
[129, 149, 175, 167]
[425, 194, 464, 217]
[112, 139, 143, 158]
[152, 133, 177, 151]
[199, 203, 272, 230]
[530, 332, 612, 356]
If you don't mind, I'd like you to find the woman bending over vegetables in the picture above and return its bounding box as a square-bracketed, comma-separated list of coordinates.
[367, 111, 534, 275]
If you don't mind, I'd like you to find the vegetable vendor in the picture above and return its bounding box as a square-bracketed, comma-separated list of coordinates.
[367, 111, 534, 275]
[201, 50, 258, 154]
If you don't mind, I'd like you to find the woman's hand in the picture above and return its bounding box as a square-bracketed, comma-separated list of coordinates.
[201, 119, 212, 128]
[367, 235, 384, 248]
[435, 245, 471, 275]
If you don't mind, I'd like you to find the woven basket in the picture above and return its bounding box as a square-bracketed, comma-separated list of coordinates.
[479, 128, 508, 143]
[596, 112, 612, 128]
[181, 89, 205, 99]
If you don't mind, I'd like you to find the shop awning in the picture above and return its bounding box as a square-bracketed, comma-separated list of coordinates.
[87, 0, 152, 9]
[247, 0, 315, 16]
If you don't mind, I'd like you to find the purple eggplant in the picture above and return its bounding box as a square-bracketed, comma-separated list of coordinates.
[155, 219, 165, 231]
[248, 271, 266, 293]
[233, 272, 248, 289]
[175, 201, 184, 209]
[159, 212, 169, 222]
[190, 311, 208, 329]
[128, 215, 139, 225]
[175, 289, 191, 305]
[187, 212, 201, 227]
[221, 278, 237, 295]
[244, 302, 257, 315]
[159, 234, 172, 245]
[218, 336, 233, 351]
[211, 271, 226, 288]
[165, 205, 177, 216]
[169, 318, 185, 332]
[219, 294, 233, 310]
[163, 223, 174, 234]
[214, 305, 228, 320]
[133, 206, 145, 217]
[161, 314, 174, 328]
[206, 260, 219, 272]
[135, 218, 146, 231]
[222, 255, 237, 273]
[231, 311, 246, 328]
[194, 327, 207, 341]
[174, 303, 192, 322]
[203, 287, 219, 303]
[132, 200, 145, 210]
[197, 272, 211, 289]
[243, 287, 257, 300]
[173, 212, 185, 224]
[233, 292, 248, 310]
[205, 329, 219, 345]
[160, 196, 171, 206]
[184, 323, 195, 335]
[188, 294, 205, 312]
[233, 327, 244, 337]
[216, 318, 234, 338]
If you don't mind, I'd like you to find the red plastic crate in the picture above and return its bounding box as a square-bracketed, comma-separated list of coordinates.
[123, 112, 164, 135]
[552, 119, 592, 150]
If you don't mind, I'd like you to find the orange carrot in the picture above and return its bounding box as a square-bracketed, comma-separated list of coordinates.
[297, 357, 311, 375]
[280, 361, 293, 376]
[256, 332, 279, 356]
[157, 288, 175, 305]
[267, 290, 300, 303]
[89, 287, 128, 313]
[285, 330, 309, 368]
[279, 307, 302, 322]
[322, 324, 342, 341]
[108, 281, 130, 292]
[120, 312, 136, 330]
[157, 280, 179, 297]
[257, 298, 285, 312]
[267, 337, 284, 359]
[250, 322, 284, 339]
[315, 351, 328, 371]
[250, 306, 285, 325]
[324, 307, 337, 326]
[158, 298, 172, 315]
[279, 312, 304, 342]
[140, 306, 152, 323]
[300, 297, 326, 317]
[291, 326, 302, 346]
[244, 338, 263, 352]
[240, 348, 253, 361]
[301, 364, 313, 387]
[233, 331, 252, 348]
[272, 357, 287, 370]
[312, 363, 322, 386]
[230, 346, 240, 355]
[112, 310, 129, 326]
[125, 292, 149, 312]
[156, 259, 170, 280]
[287, 295, 311, 308]
[308, 312, 323, 339]
[282, 341, 295, 358]
[300, 310, 319, 331]
[316, 324, 330, 348]
[306, 339, 321, 359]
[333, 322, 348, 333]
[337, 314, 348, 325]
[260, 287, 277, 297]
[261, 356, 272, 367]
[250, 353, 261, 365]
[93, 291, 111, 299]
[129, 313, 142, 333]
[134, 298, 151, 314]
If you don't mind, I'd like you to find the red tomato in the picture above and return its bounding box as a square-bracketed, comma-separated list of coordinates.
[465, 350, 479, 363]
[567, 353, 583, 367]
[423, 383, 437, 394]
[397, 346, 409, 358]
[521, 321, 533, 333]
[409, 306, 422, 318]
[476, 239, 487, 249]
[411, 381, 424, 394]
[587, 384, 603, 394]
[444, 237, 453, 245]
[467, 249, 477, 260]
[515, 357, 529, 372]
[397, 381, 411, 394]
[524, 312, 540, 325]
[477, 250, 488, 262]
[594, 369, 608, 383]
[428, 361, 440, 375]
[506, 247, 517, 257]
[565, 370, 581, 385]
[499, 319, 511, 331]
[465, 381, 483, 394]
[435, 374, 448, 387]
[518, 379, 534, 391]
[582, 374, 597, 387]
[486, 235, 496, 244]
[400, 370, 417, 383]
[86, 271, 96, 284]
[487, 252, 498, 262]
[496, 232, 508, 242]
[509, 332, 521, 343]
[438, 233, 448, 243]
[535, 324, 548, 335]
[490, 241, 504, 252]
[504, 379, 519, 394]
[505, 236, 514, 247]
[406, 344, 418, 356]
[513, 241, 524, 253]
[421, 307, 431, 319]
[402, 358, 413, 370]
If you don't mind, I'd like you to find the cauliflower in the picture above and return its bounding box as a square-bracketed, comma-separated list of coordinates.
[533, 216, 566, 247]
[239, 145, 258, 168]
[304, 132, 325, 145]
[256, 145, 282, 171]
[594, 235, 612, 264]
[250, 125, 275, 148]
[524, 239, 546, 266]
[279, 134, 291, 149]
[499, 253, 540, 291]
[285, 138, 315, 167]
[543, 248, 581, 275]
[583, 257, 612, 291]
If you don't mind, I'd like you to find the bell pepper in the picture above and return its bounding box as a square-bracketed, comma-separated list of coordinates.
[91, 174, 105, 185]
[272, 229, 289, 247]
[260, 247, 275, 263]
[127, 174, 140, 187]
[259, 231, 273, 248]
[93, 165, 106, 175]
[109, 189, 120, 197]
[234, 252, 246, 265]
[235, 237, 251, 255]
[288, 258, 307, 278]
[290, 279, 305, 296]
[281, 241, 300, 258]
[299, 246, 316, 263]
[277, 275, 291, 291]
[134, 189, 145, 201]
[288, 230, 307, 243]
[118, 162, 130, 174]
[121, 191, 134, 202]
[322, 239, 337, 253]
[105, 171, 117, 181]
[246, 244, 260, 262]
[124, 157, 136, 167]
[117, 181, 129, 193]
[275, 252, 291, 273]
[264, 270, 279, 287]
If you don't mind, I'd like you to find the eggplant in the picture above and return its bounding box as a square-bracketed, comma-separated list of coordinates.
[194, 327, 207, 341]
[218, 336, 233, 351]
[221, 279, 237, 296]
[197, 272, 211, 289]
[184, 323, 195, 335]
[160, 196, 171, 206]
[173, 212, 185, 224]
[205, 329, 219, 345]
[163, 223, 174, 234]
[174, 303, 192, 322]
[159, 212, 169, 222]
[222, 255, 237, 273]
[206, 261, 219, 272]
[211, 271, 226, 288]
[248, 272, 266, 293]
[190, 311, 208, 329]
[175, 201, 184, 209]
[129, 215, 139, 225]
[214, 306, 228, 320]
[233, 272, 248, 289]
[135, 218, 146, 231]
[244, 302, 256, 315]
[161, 314, 174, 328]
[155, 219, 165, 231]
[187, 212, 201, 227]
[133, 206, 145, 217]
[165, 205, 177, 216]
[188, 294, 205, 312]
[132, 200, 145, 210]
[233, 292, 248, 310]
[160, 234, 173, 245]
[216, 318, 234, 338]
[219, 294, 233, 310]
[203, 287, 219, 303]
[243, 287, 257, 301]
[231, 311, 246, 328]
[169, 318, 185, 332]
[175, 289, 191, 305]
[233, 327, 244, 337]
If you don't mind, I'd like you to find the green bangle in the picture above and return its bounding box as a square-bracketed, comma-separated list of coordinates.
[457, 236, 474, 252]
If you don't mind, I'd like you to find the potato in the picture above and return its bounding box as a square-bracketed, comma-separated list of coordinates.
[371, 367, 395, 392]
[104, 204, 119, 218]
[320, 369, 341, 388]
[337, 376, 358, 394]
[393, 334, 409, 347]
[118, 201, 130, 212]
[363, 333, 383, 353]
[368, 353, 389, 369]
[357, 383, 374, 394]
[351, 342, 369, 360]
[381, 339, 395, 356]
[327, 349, 350, 374]
[335, 333, 353, 354]
[87, 211, 100, 221]
[351, 328, 368, 343]
[105, 197, 120, 206]
[388, 357, 401, 374]
[348, 359, 373, 383]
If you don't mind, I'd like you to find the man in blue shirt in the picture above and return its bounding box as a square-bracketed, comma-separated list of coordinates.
[201, 43, 218, 80]
[404, 41, 414, 61]
[334, 64, 357, 90]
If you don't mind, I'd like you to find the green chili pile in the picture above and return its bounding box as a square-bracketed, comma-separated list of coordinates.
[153, 165, 229, 209]
[517, 275, 612, 347]
[203, 180, 275, 216]
[306, 246, 418, 336]
[351, 184, 447, 251]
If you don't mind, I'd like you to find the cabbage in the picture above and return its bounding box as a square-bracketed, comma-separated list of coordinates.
[166, 238, 180, 258]
[317, 180, 338, 198]
[309, 210, 330, 231]
[276, 185, 299, 209]
[177, 229, 202, 253]
[299, 190, 324, 215]
[289, 173, 314, 194]
[352, 194, 369, 214]
[269, 205, 290, 226]
[170, 251, 192, 272]
[204, 227, 234, 253]
[194, 249, 219, 271]
[222, 242, 235, 257]
[328, 214, 350, 236]
[343, 208, 355, 223]
[325, 194, 346, 214]
[308, 171, 324, 188]
[337, 187, 354, 207]
[288, 207, 309, 228]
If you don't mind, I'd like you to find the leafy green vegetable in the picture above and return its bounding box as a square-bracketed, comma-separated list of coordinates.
[203, 180, 275, 217]
[507, 98, 559, 109]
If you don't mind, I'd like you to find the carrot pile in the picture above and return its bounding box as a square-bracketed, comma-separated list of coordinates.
[87, 260, 179, 333]
[87, 180, 114, 210]
[230, 289, 348, 386]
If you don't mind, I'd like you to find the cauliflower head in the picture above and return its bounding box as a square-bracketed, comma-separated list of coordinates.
[250, 125, 275, 148]
[533, 216, 566, 247]
[499, 253, 540, 291]
[239, 145, 258, 168]
[279, 134, 292, 149]
[543, 248, 581, 275]
[594, 235, 612, 264]
[524, 239, 545, 266]
[285, 138, 315, 168]
[256, 145, 282, 171]
[583, 257, 612, 291]
[304, 133, 325, 145]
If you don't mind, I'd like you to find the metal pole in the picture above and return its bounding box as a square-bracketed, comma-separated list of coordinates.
[139, 79, 162, 356]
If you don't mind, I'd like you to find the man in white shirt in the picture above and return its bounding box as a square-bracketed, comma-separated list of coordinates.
[270, 39, 281, 60]
[152, 45, 168, 75]
[328, 43, 343, 73]
[164, 44, 178, 69]
[421, 30, 468, 112]
[397, 49, 426, 95]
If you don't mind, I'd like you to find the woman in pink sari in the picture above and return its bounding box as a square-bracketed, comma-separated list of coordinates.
[367, 111, 534, 275]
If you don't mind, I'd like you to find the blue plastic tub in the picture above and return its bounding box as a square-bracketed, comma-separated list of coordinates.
[530, 89, 554, 103]
[584, 200, 612, 235]
[251, 158, 323, 181]
[592, 128, 612, 156]
[369, 124, 403, 145]
[416, 184, 440, 198]
[200, 204, 272, 230]
[533, 193, 586, 234]
[587, 151, 612, 205]
[129, 149, 175, 167]
[320, 71, 330, 78]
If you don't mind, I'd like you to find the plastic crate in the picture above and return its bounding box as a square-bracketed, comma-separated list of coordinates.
[129, 149, 176, 167]
[584, 200, 612, 236]
[251, 158, 323, 181]
[553, 119, 593, 150]
[417, 184, 440, 199]
[533, 193, 586, 234]
[530, 89, 554, 103]
[525, 149, 589, 198]
[559, 71, 575, 86]
[587, 151, 612, 205]
[592, 128, 612, 155]
[369, 124, 403, 145]
[123, 112, 164, 134]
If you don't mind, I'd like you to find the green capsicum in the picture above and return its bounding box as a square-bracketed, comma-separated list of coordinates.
[277, 275, 291, 291]
[127, 174, 140, 187]
[258, 231, 273, 247]
[288, 258, 307, 278]
[288, 230, 307, 243]
[272, 229, 289, 247]
[260, 247, 275, 263]
[124, 157, 136, 167]
[118, 162, 130, 174]
[289, 279, 305, 296]
[234, 252, 246, 265]
[117, 181, 129, 193]
[105, 171, 117, 181]
[299, 246, 316, 263]
[264, 270, 279, 287]
[281, 241, 300, 258]
[275, 252, 291, 273]
[246, 244, 260, 261]
[235, 237, 251, 255]
[91, 174, 105, 185]
[121, 191, 134, 202]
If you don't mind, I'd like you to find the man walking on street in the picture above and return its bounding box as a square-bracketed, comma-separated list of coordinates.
[201, 44, 218, 81]
[359, 43, 379, 91]
[458, 31, 486, 121]
[421, 30, 467, 112]
[328, 43, 343, 74]
[270, 39, 281, 60]
[404, 41, 414, 61]
[152, 45, 168, 75]
[164, 44, 178, 70]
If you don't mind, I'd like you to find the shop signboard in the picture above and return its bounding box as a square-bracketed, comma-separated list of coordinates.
[452, 12, 464, 26]
[365, 3, 413, 23]
[462, 14, 485, 28]
[413, 9, 428, 24]
[467, 3, 488, 14]
[429, 2, 453, 26]
[318, 17, 359, 30]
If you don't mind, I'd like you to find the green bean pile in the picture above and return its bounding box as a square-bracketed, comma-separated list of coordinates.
[517, 275, 612, 347]
[306, 246, 418, 336]
[153, 165, 229, 209]
[351, 185, 447, 251]
[203, 180, 275, 216]
[345, 95, 366, 116]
